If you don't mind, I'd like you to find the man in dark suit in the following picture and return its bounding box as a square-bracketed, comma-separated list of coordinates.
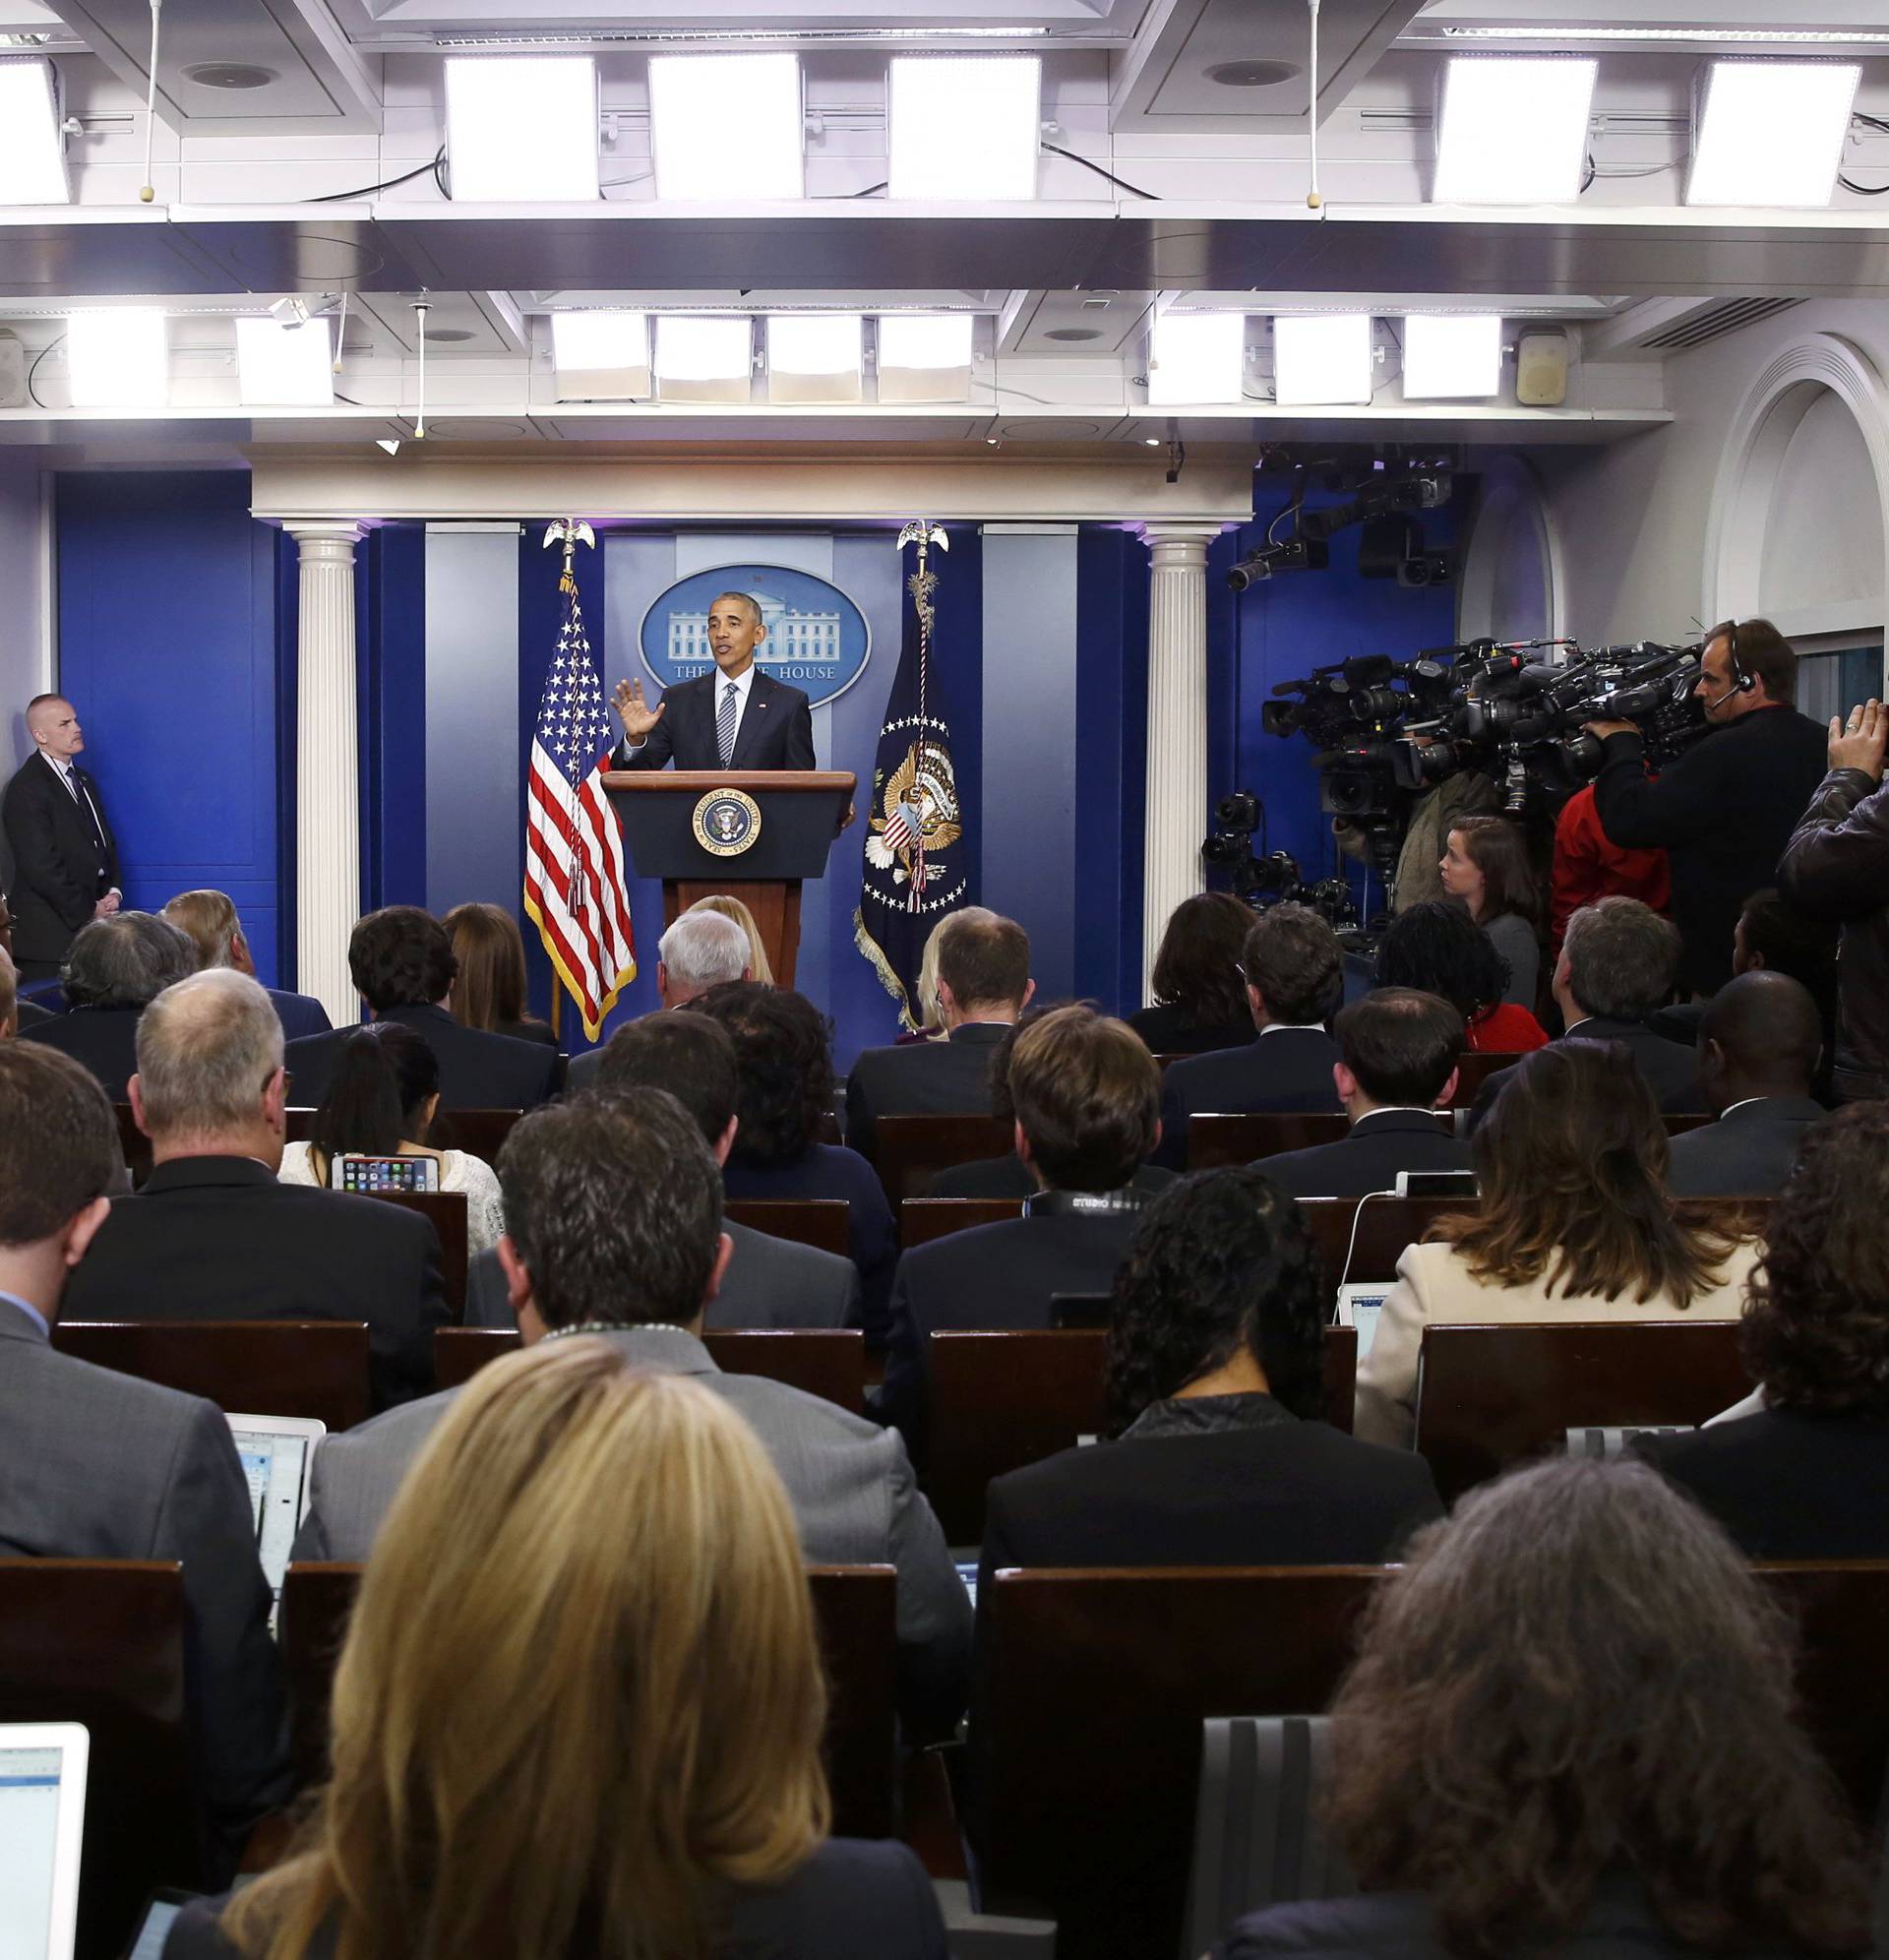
[64, 969, 448, 1409]
[283, 906, 559, 1111]
[1154, 902, 1345, 1171]
[19, 910, 197, 1101]
[2, 694, 121, 979]
[1667, 970, 1827, 1199]
[161, 888, 331, 1042]
[874, 1006, 1162, 1466]
[0, 1041, 292, 1870]
[1470, 896, 1702, 1129]
[845, 907, 1033, 1162]
[1252, 989, 1471, 1198]
[610, 590, 816, 772]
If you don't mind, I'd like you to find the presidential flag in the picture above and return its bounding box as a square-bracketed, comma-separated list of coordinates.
[854, 521, 970, 1031]
[523, 521, 637, 1040]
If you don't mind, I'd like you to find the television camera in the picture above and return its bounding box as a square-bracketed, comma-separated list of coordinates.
[1199, 791, 1361, 930]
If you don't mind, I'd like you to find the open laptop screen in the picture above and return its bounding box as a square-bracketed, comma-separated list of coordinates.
[0, 1724, 90, 1960]
[227, 1417, 324, 1613]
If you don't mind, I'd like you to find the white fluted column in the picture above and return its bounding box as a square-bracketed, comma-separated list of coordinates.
[1138, 522, 1223, 1002]
[286, 521, 366, 1025]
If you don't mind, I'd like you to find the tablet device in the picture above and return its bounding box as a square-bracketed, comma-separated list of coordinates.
[333, 1152, 438, 1194]
[0, 1722, 89, 1960]
[1333, 1284, 1389, 1363]
[227, 1415, 326, 1625]
[120, 1889, 199, 1960]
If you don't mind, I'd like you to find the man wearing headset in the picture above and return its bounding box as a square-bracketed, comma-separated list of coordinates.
[1585, 619, 1828, 996]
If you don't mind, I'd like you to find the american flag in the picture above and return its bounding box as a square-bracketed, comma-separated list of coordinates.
[522, 569, 636, 1041]
[881, 795, 920, 855]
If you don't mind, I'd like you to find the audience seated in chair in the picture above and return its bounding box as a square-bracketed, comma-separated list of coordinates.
[1469, 895, 1703, 1127]
[1128, 890, 1261, 1057]
[279, 1021, 506, 1255]
[1155, 903, 1344, 1171]
[1214, 1457, 1872, 1958]
[283, 906, 560, 1112]
[694, 982, 897, 1346]
[441, 901, 557, 1049]
[63, 969, 448, 1410]
[19, 908, 196, 1100]
[565, 908, 750, 1093]
[0, 1041, 291, 1873]
[1638, 1102, 1889, 1559]
[1249, 990, 1470, 1198]
[161, 887, 331, 1042]
[689, 890, 775, 985]
[170, 1345, 949, 1960]
[293, 1087, 969, 1741]
[0, 941, 41, 1035]
[1373, 899, 1548, 1054]
[1665, 971, 1828, 1199]
[469, 1011, 857, 1333]
[1356, 1043, 1757, 1448]
[874, 1004, 1161, 1464]
[979, 1167, 1441, 1588]
[845, 907, 1034, 1161]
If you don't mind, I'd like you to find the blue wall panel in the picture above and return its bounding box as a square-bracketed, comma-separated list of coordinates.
[55, 471, 284, 983]
[364, 522, 428, 912]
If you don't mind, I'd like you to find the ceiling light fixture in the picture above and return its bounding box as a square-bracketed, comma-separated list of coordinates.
[444, 55, 600, 201]
[766, 313, 862, 402]
[1146, 310, 1246, 406]
[1687, 58, 1859, 207]
[0, 55, 70, 204]
[1273, 312, 1373, 406]
[654, 313, 753, 401]
[648, 52, 804, 199]
[887, 54, 1041, 200]
[1432, 55, 1597, 206]
[1421, 25, 1889, 44]
[66, 309, 167, 408]
[1400, 314, 1502, 398]
[877, 312, 976, 402]
[236, 315, 335, 406]
[552, 310, 650, 399]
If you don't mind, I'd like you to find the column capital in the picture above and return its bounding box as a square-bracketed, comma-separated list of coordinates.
[282, 520, 369, 556]
[1133, 521, 1230, 563]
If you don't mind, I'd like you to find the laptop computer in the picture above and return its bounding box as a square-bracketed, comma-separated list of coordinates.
[226, 1415, 325, 1627]
[0, 1721, 90, 1960]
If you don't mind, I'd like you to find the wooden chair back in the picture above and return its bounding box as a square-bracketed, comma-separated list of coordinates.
[1187, 1111, 1355, 1171]
[426, 1106, 523, 1163]
[431, 1326, 865, 1414]
[925, 1328, 1359, 1547]
[280, 1562, 898, 1836]
[0, 1560, 198, 1960]
[1413, 1319, 1754, 1503]
[1297, 1195, 1471, 1308]
[364, 1190, 468, 1316]
[980, 1566, 1385, 1959]
[899, 1197, 1023, 1249]
[1758, 1560, 1889, 1825]
[725, 1198, 850, 1258]
[51, 1319, 373, 1432]
[874, 1114, 1013, 1204]
[1448, 1051, 1528, 1105]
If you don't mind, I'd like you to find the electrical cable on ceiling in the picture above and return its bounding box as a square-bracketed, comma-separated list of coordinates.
[139, 0, 161, 203]
[332, 290, 347, 372]
[1040, 144, 1160, 200]
[1306, 0, 1322, 210]
[26, 334, 66, 410]
[1843, 110, 1889, 192]
[308, 148, 446, 204]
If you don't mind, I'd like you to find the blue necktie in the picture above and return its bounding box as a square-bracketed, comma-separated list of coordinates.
[717, 681, 738, 766]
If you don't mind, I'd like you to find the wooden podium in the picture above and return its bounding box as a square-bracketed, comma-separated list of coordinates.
[601, 769, 855, 990]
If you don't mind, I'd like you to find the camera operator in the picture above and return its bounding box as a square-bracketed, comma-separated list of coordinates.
[1585, 618, 1828, 997]
[1778, 698, 1889, 1102]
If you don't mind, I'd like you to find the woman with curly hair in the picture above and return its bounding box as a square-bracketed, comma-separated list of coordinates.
[1373, 899, 1548, 1053]
[1638, 1100, 1889, 1557]
[1438, 814, 1543, 1011]
[690, 982, 896, 1346]
[1129, 891, 1257, 1056]
[1215, 1456, 1872, 1958]
[976, 1169, 1440, 1588]
[1355, 1042, 1758, 1447]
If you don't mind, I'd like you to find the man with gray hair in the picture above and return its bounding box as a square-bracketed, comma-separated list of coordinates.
[20, 909, 196, 1099]
[63, 969, 447, 1409]
[567, 906, 753, 1092]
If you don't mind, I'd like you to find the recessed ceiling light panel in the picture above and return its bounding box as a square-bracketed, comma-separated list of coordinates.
[67, 310, 167, 408]
[649, 53, 804, 200]
[1432, 55, 1597, 206]
[1401, 314, 1502, 399]
[552, 310, 650, 399]
[1146, 310, 1246, 406]
[445, 55, 600, 202]
[1686, 59, 1859, 207]
[0, 56, 69, 204]
[877, 312, 976, 401]
[236, 315, 335, 406]
[1273, 313, 1373, 406]
[767, 313, 863, 402]
[654, 313, 753, 402]
[887, 54, 1040, 201]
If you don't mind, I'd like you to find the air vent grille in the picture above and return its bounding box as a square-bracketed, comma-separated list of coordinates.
[1640, 296, 1803, 350]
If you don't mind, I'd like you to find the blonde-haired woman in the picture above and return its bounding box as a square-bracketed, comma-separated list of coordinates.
[687, 892, 775, 987]
[167, 1345, 947, 1960]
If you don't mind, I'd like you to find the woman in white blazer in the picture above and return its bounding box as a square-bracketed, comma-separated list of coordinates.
[1356, 1041, 1759, 1447]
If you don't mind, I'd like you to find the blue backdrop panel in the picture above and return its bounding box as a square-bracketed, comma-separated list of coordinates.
[363, 522, 428, 914]
[55, 471, 284, 983]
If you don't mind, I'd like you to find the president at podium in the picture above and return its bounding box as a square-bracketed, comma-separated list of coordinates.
[611, 589, 817, 771]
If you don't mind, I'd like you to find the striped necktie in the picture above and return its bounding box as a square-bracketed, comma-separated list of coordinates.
[717, 680, 739, 766]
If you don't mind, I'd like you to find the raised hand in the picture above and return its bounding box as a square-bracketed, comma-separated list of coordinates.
[1829, 698, 1887, 781]
[612, 678, 666, 744]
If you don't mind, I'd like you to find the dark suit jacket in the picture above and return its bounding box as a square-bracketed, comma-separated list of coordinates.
[1635, 1407, 1889, 1561]
[1127, 1003, 1256, 1056]
[0, 751, 119, 965]
[612, 668, 817, 772]
[1155, 1027, 1342, 1171]
[1468, 1017, 1703, 1133]
[0, 1303, 291, 1868]
[873, 1202, 1147, 1465]
[266, 986, 331, 1043]
[927, 1155, 1176, 1200]
[844, 1020, 1009, 1160]
[63, 1155, 449, 1410]
[285, 1003, 560, 1112]
[19, 1003, 145, 1100]
[14, 996, 54, 1028]
[166, 1837, 949, 1959]
[1664, 1095, 1826, 1198]
[1250, 1108, 1471, 1198]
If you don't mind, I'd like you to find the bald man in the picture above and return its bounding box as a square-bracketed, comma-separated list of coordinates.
[2, 695, 121, 979]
